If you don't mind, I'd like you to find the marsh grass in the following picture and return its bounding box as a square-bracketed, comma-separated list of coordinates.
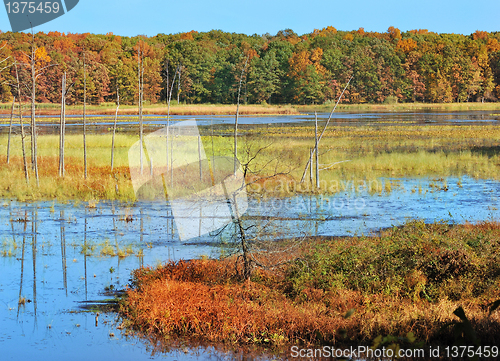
[1, 123, 499, 200]
[300, 102, 500, 112]
[0, 102, 299, 116]
[1, 237, 17, 257]
[0, 154, 135, 201]
[2, 101, 498, 116]
[120, 221, 500, 348]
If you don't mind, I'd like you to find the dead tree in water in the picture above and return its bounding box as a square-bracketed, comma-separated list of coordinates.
[166, 63, 180, 185]
[1, 43, 13, 163]
[59, 72, 67, 177]
[177, 63, 182, 104]
[315, 111, 319, 188]
[14, 63, 29, 185]
[300, 76, 353, 183]
[83, 48, 88, 179]
[234, 55, 249, 175]
[29, 33, 38, 185]
[58, 72, 74, 178]
[6, 96, 15, 164]
[111, 87, 120, 170]
[137, 42, 144, 174]
[21, 27, 57, 186]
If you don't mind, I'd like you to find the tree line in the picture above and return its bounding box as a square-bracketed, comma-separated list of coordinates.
[1, 26, 500, 105]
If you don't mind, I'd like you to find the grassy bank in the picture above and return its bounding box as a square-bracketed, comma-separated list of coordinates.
[1, 121, 500, 200]
[119, 220, 500, 350]
[0, 133, 137, 201]
[300, 101, 500, 113]
[0, 102, 299, 116]
[2, 102, 500, 116]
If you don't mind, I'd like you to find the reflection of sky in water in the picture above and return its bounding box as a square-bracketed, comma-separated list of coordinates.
[1, 110, 499, 132]
[0, 175, 498, 360]
[245, 176, 499, 237]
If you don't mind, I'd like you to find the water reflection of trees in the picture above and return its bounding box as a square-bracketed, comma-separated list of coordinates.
[9, 203, 155, 319]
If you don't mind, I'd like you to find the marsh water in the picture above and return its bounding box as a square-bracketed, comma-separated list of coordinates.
[0, 111, 499, 360]
[2, 109, 500, 133]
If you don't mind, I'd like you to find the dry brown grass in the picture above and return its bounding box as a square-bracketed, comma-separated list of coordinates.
[0, 103, 299, 116]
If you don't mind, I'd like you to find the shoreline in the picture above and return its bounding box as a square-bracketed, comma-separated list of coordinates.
[1, 102, 500, 117]
[299, 101, 500, 113]
[119, 220, 500, 351]
[0, 103, 299, 116]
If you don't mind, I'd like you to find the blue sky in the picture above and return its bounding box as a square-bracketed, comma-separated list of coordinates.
[1, 0, 499, 36]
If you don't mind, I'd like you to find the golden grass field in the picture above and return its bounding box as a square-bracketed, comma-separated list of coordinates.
[0, 102, 299, 116]
[1, 121, 499, 200]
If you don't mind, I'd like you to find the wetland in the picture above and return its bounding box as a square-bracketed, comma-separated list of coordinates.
[0, 110, 499, 360]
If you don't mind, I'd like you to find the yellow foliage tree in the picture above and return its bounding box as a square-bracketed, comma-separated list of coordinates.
[35, 46, 51, 67]
[388, 26, 402, 41]
[396, 38, 418, 53]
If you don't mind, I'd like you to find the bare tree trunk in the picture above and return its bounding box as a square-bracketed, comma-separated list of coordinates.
[309, 149, 313, 184]
[222, 181, 251, 280]
[244, 77, 247, 104]
[167, 65, 179, 186]
[111, 87, 120, 170]
[31, 53, 39, 186]
[141, 49, 145, 166]
[315, 111, 319, 189]
[15, 63, 29, 185]
[83, 49, 87, 179]
[59, 72, 66, 177]
[28, 30, 40, 187]
[198, 135, 202, 181]
[25, 27, 55, 186]
[234, 56, 249, 175]
[166, 64, 179, 117]
[165, 61, 170, 185]
[230, 55, 250, 279]
[137, 44, 146, 175]
[6, 96, 15, 164]
[177, 64, 181, 104]
[138, 45, 144, 175]
[165, 60, 169, 108]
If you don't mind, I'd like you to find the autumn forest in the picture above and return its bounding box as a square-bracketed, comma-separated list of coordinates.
[0, 26, 500, 106]
[2, 23, 500, 359]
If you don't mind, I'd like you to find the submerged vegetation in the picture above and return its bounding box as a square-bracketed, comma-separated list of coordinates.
[120, 220, 500, 348]
[79, 239, 141, 258]
[1, 237, 18, 257]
